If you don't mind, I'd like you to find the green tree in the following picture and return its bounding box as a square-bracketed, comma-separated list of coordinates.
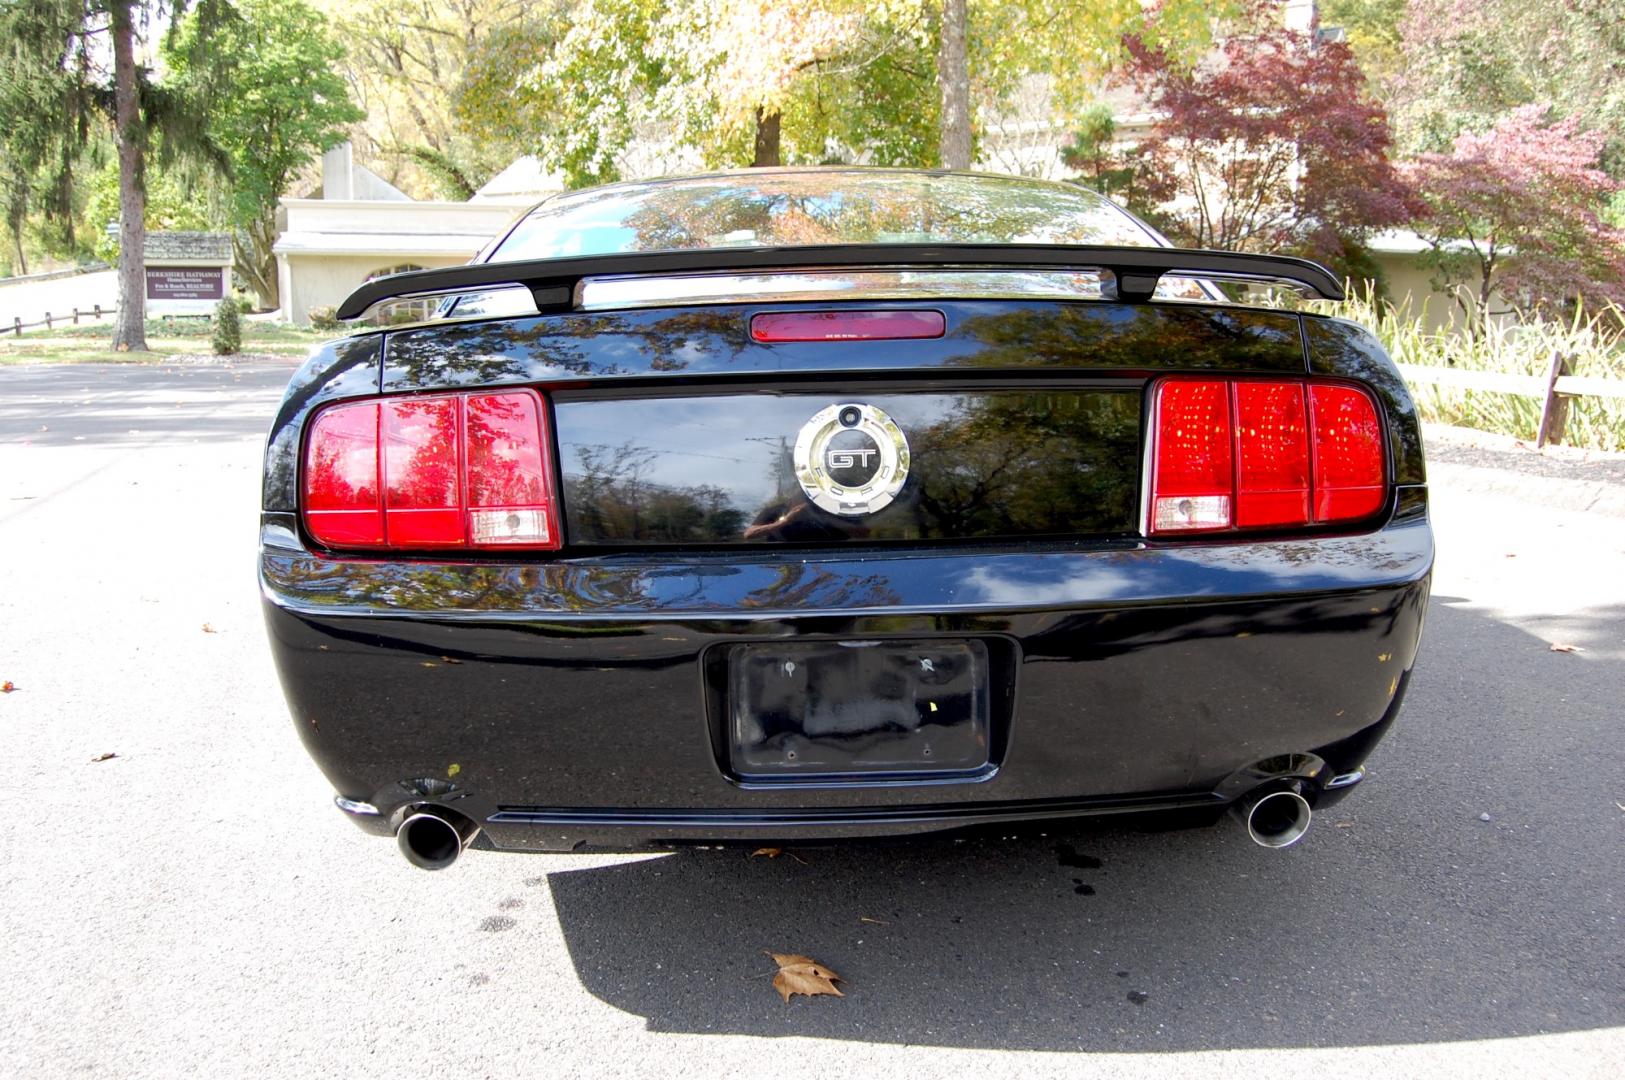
[1388, 0, 1625, 174]
[1319, 0, 1407, 87]
[0, 0, 230, 350]
[85, 158, 215, 263]
[457, 0, 927, 185]
[454, 0, 1223, 187]
[166, 0, 362, 309]
[319, 0, 530, 199]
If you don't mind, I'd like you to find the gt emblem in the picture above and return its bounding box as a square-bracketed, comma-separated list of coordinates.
[793, 403, 910, 517]
[826, 447, 877, 470]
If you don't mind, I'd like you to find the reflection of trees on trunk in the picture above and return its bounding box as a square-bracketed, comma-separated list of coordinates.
[737, 565, 901, 610]
[906, 392, 1139, 539]
[567, 441, 746, 543]
[955, 304, 1304, 372]
[384, 309, 747, 389]
[560, 392, 1141, 544]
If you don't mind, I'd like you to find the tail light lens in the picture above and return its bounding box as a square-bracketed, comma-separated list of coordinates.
[1149, 377, 1385, 536]
[1148, 380, 1232, 532]
[302, 389, 560, 552]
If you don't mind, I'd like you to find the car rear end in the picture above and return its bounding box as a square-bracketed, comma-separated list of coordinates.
[259, 170, 1431, 867]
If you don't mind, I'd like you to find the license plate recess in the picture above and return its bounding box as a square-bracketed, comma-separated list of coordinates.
[727, 639, 992, 781]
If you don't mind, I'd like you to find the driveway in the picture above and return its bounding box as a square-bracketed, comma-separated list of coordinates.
[1, 362, 1621, 1078]
[0, 269, 119, 327]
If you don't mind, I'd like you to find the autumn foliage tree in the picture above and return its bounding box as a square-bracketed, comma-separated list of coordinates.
[1402, 105, 1625, 328]
[1106, 13, 1413, 272]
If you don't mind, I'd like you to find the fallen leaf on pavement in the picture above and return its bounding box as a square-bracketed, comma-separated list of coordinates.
[90, 752, 117, 763]
[1549, 643, 1584, 653]
[859, 916, 888, 925]
[0, 681, 15, 693]
[767, 952, 843, 1003]
[750, 847, 808, 864]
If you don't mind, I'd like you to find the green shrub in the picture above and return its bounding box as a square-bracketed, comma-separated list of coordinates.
[307, 305, 340, 332]
[212, 297, 242, 355]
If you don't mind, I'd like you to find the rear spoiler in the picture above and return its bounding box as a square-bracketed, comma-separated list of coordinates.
[335, 243, 1344, 321]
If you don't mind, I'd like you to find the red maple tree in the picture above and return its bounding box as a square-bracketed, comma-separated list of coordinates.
[1111, 11, 1415, 270]
[1402, 104, 1625, 327]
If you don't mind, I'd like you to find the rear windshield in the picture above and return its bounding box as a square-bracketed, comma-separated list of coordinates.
[487, 170, 1162, 262]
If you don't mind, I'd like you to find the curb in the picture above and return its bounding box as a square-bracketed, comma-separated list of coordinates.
[1424, 424, 1625, 518]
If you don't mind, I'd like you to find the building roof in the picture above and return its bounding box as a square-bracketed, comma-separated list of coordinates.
[146, 231, 232, 261]
[272, 231, 495, 258]
[473, 156, 565, 202]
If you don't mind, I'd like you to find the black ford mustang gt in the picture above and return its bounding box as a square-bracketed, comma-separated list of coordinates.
[260, 168, 1431, 869]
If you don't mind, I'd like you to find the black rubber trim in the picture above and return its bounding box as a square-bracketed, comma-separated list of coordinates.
[336, 243, 1345, 319]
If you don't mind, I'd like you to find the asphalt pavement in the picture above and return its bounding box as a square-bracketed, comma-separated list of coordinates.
[0, 360, 1621, 1079]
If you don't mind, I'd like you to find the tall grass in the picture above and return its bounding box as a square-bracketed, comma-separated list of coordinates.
[1311, 287, 1625, 452]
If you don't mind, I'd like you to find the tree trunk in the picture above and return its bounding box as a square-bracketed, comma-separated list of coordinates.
[7, 210, 26, 278]
[937, 0, 972, 169]
[236, 216, 279, 311]
[110, 0, 147, 352]
[752, 108, 781, 168]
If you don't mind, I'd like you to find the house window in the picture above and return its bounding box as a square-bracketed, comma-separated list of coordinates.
[367, 263, 432, 324]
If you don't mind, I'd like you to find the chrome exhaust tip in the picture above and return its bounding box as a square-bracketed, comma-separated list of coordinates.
[396, 805, 480, 870]
[1234, 786, 1313, 849]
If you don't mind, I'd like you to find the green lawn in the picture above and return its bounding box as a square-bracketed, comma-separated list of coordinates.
[0, 318, 342, 365]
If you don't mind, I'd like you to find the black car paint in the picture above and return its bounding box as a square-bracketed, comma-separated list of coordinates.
[260, 300, 1430, 849]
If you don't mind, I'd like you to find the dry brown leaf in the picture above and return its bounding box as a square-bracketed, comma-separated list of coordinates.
[767, 952, 843, 1003]
[750, 847, 808, 864]
[90, 752, 117, 763]
[859, 916, 888, 925]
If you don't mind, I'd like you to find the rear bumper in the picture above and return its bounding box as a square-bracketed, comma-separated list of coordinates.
[261, 491, 1432, 850]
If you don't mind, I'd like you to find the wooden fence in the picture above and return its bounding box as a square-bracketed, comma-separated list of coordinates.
[1399, 355, 1625, 448]
[8, 305, 117, 336]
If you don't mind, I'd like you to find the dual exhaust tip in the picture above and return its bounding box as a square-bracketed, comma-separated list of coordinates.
[397, 805, 480, 870]
[394, 783, 1315, 867]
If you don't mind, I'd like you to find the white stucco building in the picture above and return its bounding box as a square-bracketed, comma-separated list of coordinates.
[272, 144, 553, 324]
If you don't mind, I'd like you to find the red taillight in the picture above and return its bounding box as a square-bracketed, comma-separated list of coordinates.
[750, 309, 946, 343]
[464, 392, 555, 546]
[1149, 378, 1385, 536]
[304, 402, 383, 547]
[302, 389, 560, 552]
[383, 396, 462, 547]
[1308, 384, 1385, 521]
[1234, 381, 1310, 528]
[1149, 379, 1233, 532]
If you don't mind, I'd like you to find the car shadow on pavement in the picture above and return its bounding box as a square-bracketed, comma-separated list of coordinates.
[541, 598, 1624, 1051]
